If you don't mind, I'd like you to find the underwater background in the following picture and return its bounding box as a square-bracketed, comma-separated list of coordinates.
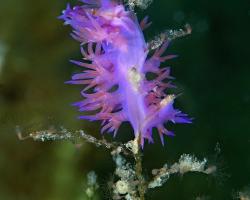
[0, 0, 250, 199]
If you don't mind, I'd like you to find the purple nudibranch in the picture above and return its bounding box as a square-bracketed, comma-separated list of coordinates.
[59, 0, 192, 146]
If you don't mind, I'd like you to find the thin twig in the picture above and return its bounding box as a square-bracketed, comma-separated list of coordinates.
[148, 24, 192, 50]
[16, 126, 131, 155]
[134, 137, 146, 200]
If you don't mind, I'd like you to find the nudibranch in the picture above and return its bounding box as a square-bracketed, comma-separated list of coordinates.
[59, 0, 191, 146]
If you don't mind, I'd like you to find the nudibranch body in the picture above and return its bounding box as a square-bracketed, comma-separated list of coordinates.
[60, 0, 191, 146]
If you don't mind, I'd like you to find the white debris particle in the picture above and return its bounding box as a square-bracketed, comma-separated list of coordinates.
[115, 180, 130, 195]
[114, 154, 126, 167]
[85, 171, 99, 198]
[178, 154, 207, 174]
[85, 187, 94, 198]
[125, 139, 139, 155]
[87, 171, 97, 186]
[115, 166, 134, 180]
[148, 172, 170, 189]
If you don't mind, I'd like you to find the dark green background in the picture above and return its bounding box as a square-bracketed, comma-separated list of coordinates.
[0, 0, 249, 199]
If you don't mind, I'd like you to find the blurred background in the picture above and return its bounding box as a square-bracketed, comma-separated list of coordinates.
[0, 0, 250, 199]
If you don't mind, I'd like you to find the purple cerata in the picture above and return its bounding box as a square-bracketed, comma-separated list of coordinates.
[59, 0, 192, 146]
